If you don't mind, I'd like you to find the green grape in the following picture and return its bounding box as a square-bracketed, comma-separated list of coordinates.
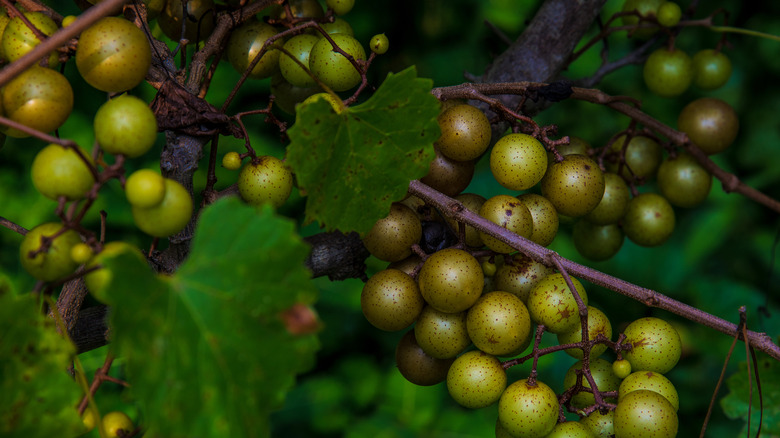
[467, 291, 532, 356]
[656, 2, 681, 27]
[70, 243, 93, 266]
[692, 49, 732, 90]
[478, 195, 534, 253]
[309, 33, 366, 92]
[621, 0, 664, 38]
[494, 253, 554, 302]
[414, 305, 470, 359]
[360, 269, 424, 331]
[643, 47, 693, 97]
[541, 154, 605, 218]
[584, 172, 630, 225]
[2, 11, 59, 67]
[227, 20, 284, 79]
[62, 15, 78, 27]
[564, 358, 621, 408]
[612, 359, 632, 379]
[572, 221, 624, 262]
[417, 248, 483, 313]
[158, 0, 215, 42]
[362, 203, 422, 262]
[279, 34, 320, 87]
[548, 136, 590, 164]
[618, 371, 679, 411]
[677, 97, 739, 155]
[444, 193, 486, 247]
[657, 151, 712, 207]
[222, 151, 243, 170]
[270, 73, 323, 114]
[517, 193, 559, 247]
[556, 306, 612, 360]
[613, 390, 678, 438]
[420, 148, 475, 197]
[482, 259, 497, 277]
[446, 350, 506, 409]
[84, 241, 146, 303]
[436, 104, 492, 162]
[237, 156, 294, 208]
[125, 169, 166, 208]
[31, 144, 95, 201]
[543, 422, 595, 438]
[2, 66, 73, 138]
[370, 33, 389, 54]
[131, 178, 193, 237]
[327, 0, 355, 15]
[94, 95, 158, 158]
[320, 18, 354, 36]
[490, 133, 548, 191]
[622, 193, 675, 247]
[622, 317, 682, 374]
[579, 409, 614, 438]
[19, 222, 81, 282]
[498, 379, 559, 438]
[606, 135, 662, 181]
[75, 17, 152, 92]
[395, 329, 454, 386]
[527, 273, 588, 334]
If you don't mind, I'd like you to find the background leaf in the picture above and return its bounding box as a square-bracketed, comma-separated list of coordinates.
[287, 66, 440, 233]
[721, 357, 780, 435]
[106, 198, 319, 438]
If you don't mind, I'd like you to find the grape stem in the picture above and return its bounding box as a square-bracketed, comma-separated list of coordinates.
[408, 179, 780, 360]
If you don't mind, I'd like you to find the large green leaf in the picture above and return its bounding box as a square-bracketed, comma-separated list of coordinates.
[106, 197, 319, 438]
[286, 66, 440, 233]
[0, 286, 84, 438]
[721, 357, 780, 435]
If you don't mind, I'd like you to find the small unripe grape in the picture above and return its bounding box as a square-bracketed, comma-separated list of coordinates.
[482, 260, 497, 277]
[622, 193, 675, 247]
[70, 243, 93, 265]
[490, 133, 548, 191]
[102, 411, 134, 438]
[556, 306, 612, 360]
[584, 172, 630, 225]
[370, 33, 389, 54]
[2, 66, 73, 138]
[362, 203, 422, 262]
[692, 49, 732, 90]
[467, 291, 532, 356]
[94, 95, 158, 158]
[656, 2, 682, 27]
[131, 178, 193, 237]
[563, 357, 621, 408]
[361, 269, 424, 331]
[19, 223, 81, 282]
[612, 359, 632, 379]
[435, 104, 491, 162]
[541, 154, 605, 218]
[309, 34, 366, 92]
[31, 144, 95, 201]
[618, 370, 679, 411]
[446, 350, 506, 409]
[498, 379, 559, 438]
[613, 390, 678, 438]
[572, 221, 624, 262]
[527, 273, 588, 334]
[657, 152, 712, 208]
[494, 253, 554, 302]
[414, 305, 470, 359]
[237, 156, 294, 208]
[517, 193, 558, 247]
[677, 97, 739, 155]
[478, 195, 534, 253]
[417, 248, 483, 313]
[395, 329, 454, 386]
[125, 169, 166, 208]
[222, 152, 243, 170]
[622, 317, 682, 374]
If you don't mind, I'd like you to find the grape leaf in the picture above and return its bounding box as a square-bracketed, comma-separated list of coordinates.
[0, 288, 84, 438]
[720, 358, 780, 434]
[106, 197, 319, 438]
[286, 66, 440, 234]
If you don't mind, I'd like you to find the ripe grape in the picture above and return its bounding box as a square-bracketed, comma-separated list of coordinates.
[362, 203, 422, 262]
[490, 133, 548, 191]
[677, 97, 739, 155]
[395, 329, 454, 386]
[227, 21, 284, 79]
[19, 222, 81, 282]
[31, 144, 95, 201]
[360, 269, 424, 331]
[584, 172, 630, 225]
[572, 221, 624, 262]
[527, 273, 588, 334]
[563, 357, 621, 408]
[466, 291, 532, 356]
[446, 350, 506, 409]
[656, 151, 712, 208]
[498, 379, 559, 438]
[517, 193, 559, 247]
[622, 193, 675, 247]
[643, 47, 693, 97]
[414, 305, 471, 359]
[579, 409, 615, 438]
[541, 154, 605, 218]
[494, 253, 554, 302]
[420, 148, 475, 197]
[2, 66, 73, 138]
[309, 34, 366, 92]
[692, 49, 732, 90]
[2, 11, 59, 67]
[93, 95, 158, 158]
[131, 178, 193, 237]
[618, 370, 679, 411]
[435, 104, 491, 162]
[236, 156, 294, 208]
[607, 135, 662, 181]
[279, 34, 320, 87]
[556, 306, 613, 360]
[478, 194, 534, 253]
[417, 248, 483, 313]
[622, 317, 682, 374]
[613, 390, 678, 438]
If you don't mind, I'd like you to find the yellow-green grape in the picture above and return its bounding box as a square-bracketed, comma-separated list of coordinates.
[622, 193, 675, 247]
[556, 306, 612, 360]
[563, 357, 621, 408]
[656, 151, 712, 208]
[490, 133, 548, 191]
[541, 154, 605, 218]
[446, 351, 506, 409]
[2, 66, 73, 138]
[494, 253, 554, 302]
[607, 135, 662, 181]
[222, 151, 243, 170]
[613, 390, 678, 438]
[622, 317, 682, 374]
[70, 243, 93, 265]
[580, 409, 615, 438]
[517, 193, 559, 247]
[478, 194, 534, 253]
[81, 408, 97, 432]
[236, 156, 294, 208]
[544, 422, 595, 438]
[62, 15, 78, 27]
[326, 0, 355, 15]
[279, 34, 320, 87]
[618, 370, 679, 411]
[482, 259, 497, 277]
[227, 21, 283, 79]
[84, 241, 146, 303]
[584, 172, 630, 225]
[125, 169, 166, 208]
[414, 305, 470, 359]
[395, 329, 454, 386]
[75, 17, 152, 92]
[526, 273, 588, 334]
[435, 104, 491, 162]
[93, 95, 158, 158]
[444, 193, 486, 247]
[131, 178, 193, 237]
[19, 223, 81, 282]
[656, 2, 681, 27]
[612, 359, 632, 379]
[320, 17, 354, 36]
[362, 203, 421, 262]
[31, 144, 95, 201]
[360, 269, 424, 331]
[466, 291, 532, 356]
[102, 411, 134, 438]
[0, 10, 10, 61]
[417, 248, 483, 313]
[369, 33, 389, 54]
[692, 49, 732, 90]
[309, 33, 365, 92]
[2, 12, 59, 67]
[498, 379, 559, 438]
